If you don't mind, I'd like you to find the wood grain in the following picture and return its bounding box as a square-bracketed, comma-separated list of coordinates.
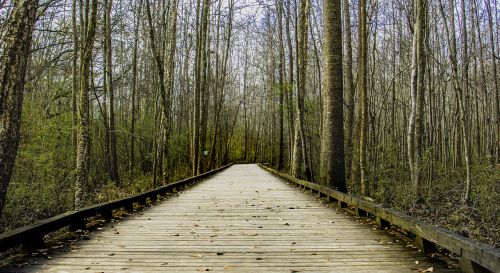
[4, 164, 458, 273]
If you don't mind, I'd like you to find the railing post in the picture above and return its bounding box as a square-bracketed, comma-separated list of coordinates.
[459, 257, 490, 273]
[101, 210, 113, 221]
[125, 203, 134, 212]
[69, 218, 87, 231]
[22, 234, 44, 251]
[376, 217, 390, 229]
[355, 208, 367, 217]
[415, 235, 436, 253]
[149, 194, 158, 203]
[338, 200, 347, 208]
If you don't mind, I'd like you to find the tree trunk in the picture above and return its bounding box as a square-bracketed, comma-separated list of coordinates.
[75, 0, 98, 208]
[358, 0, 368, 196]
[0, 0, 39, 216]
[104, 0, 120, 183]
[163, 0, 178, 182]
[71, 0, 79, 154]
[484, 0, 500, 164]
[408, 0, 427, 203]
[276, 0, 286, 171]
[129, 0, 142, 175]
[291, 0, 310, 179]
[319, 0, 346, 192]
[343, 0, 355, 180]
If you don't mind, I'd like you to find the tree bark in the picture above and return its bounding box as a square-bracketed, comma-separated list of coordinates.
[343, 0, 355, 180]
[319, 0, 346, 192]
[75, 0, 98, 208]
[0, 0, 39, 217]
[358, 0, 368, 196]
[104, 0, 120, 183]
[129, 0, 142, 175]
[408, 0, 427, 203]
[291, 0, 310, 179]
[276, 0, 286, 171]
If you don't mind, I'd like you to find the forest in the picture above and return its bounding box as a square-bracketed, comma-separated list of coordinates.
[0, 0, 498, 249]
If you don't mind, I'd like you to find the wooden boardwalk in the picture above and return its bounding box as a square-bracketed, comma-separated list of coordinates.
[7, 164, 457, 273]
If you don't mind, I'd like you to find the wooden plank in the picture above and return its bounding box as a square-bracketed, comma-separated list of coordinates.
[259, 164, 499, 273]
[2, 164, 459, 273]
[0, 164, 232, 252]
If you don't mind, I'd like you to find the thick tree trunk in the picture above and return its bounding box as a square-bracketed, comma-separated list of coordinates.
[319, 0, 346, 192]
[0, 0, 39, 216]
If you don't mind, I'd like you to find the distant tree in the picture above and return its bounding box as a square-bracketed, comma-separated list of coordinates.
[103, 0, 120, 183]
[358, 0, 368, 196]
[291, 0, 311, 179]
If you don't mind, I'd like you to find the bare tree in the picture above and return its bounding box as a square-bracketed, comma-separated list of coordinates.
[75, 0, 98, 208]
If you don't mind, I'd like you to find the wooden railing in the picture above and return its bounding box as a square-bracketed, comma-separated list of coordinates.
[259, 164, 499, 273]
[0, 164, 233, 252]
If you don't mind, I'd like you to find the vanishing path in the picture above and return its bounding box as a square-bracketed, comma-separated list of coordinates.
[8, 164, 456, 272]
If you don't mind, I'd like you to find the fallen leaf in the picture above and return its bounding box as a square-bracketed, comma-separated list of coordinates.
[420, 267, 433, 273]
[196, 267, 212, 271]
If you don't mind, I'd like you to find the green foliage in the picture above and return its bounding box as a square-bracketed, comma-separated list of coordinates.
[1, 100, 74, 231]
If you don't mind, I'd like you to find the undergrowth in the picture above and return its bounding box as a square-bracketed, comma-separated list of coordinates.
[369, 163, 499, 247]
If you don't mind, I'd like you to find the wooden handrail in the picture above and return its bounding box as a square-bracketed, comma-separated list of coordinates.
[259, 164, 499, 273]
[0, 164, 233, 252]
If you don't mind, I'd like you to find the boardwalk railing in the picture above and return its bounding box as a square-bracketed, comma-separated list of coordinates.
[0, 164, 232, 253]
[259, 164, 499, 273]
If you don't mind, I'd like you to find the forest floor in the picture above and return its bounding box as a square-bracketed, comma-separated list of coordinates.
[408, 196, 499, 248]
[373, 164, 500, 248]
